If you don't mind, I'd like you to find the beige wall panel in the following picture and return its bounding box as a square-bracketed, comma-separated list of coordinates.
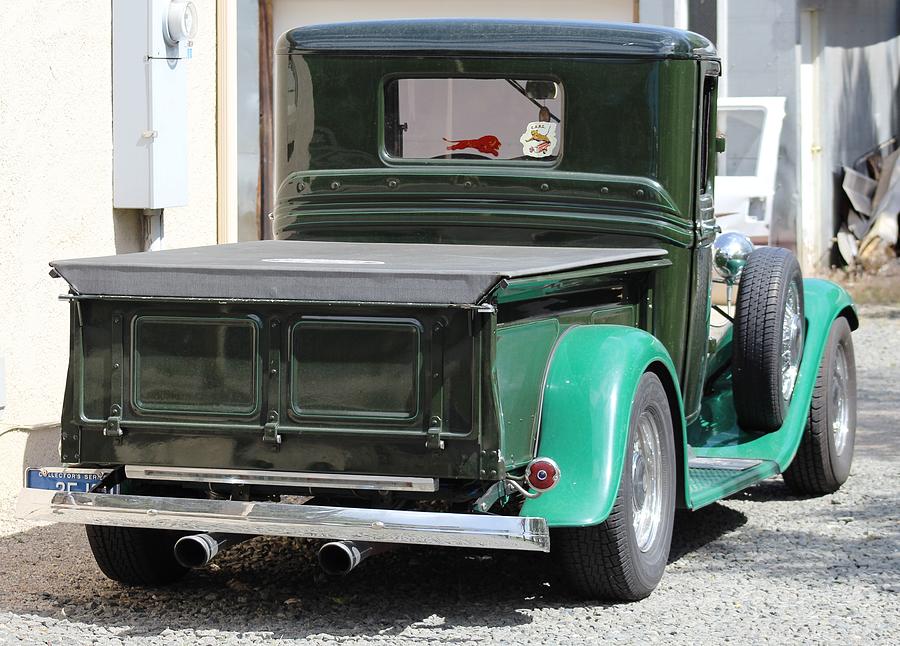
[164, 0, 220, 249]
[0, 1, 219, 517]
[0, 0, 117, 430]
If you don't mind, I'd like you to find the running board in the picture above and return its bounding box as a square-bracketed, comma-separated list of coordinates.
[688, 458, 779, 509]
[688, 457, 763, 471]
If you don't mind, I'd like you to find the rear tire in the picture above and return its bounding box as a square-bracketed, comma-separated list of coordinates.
[552, 372, 676, 601]
[85, 525, 189, 586]
[783, 317, 857, 494]
[733, 246, 805, 432]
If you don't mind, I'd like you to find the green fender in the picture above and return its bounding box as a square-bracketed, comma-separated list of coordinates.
[520, 325, 685, 528]
[695, 278, 858, 470]
[777, 278, 857, 468]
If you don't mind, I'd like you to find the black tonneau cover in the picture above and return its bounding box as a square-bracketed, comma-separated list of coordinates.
[51, 240, 666, 305]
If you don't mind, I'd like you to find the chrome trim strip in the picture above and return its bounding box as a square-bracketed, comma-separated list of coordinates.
[15, 489, 550, 552]
[688, 457, 764, 471]
[124, 466, 438, 493]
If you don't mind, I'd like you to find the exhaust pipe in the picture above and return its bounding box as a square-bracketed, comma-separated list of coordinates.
[174, 532, 249, 568]
[317, 540, 392, 576]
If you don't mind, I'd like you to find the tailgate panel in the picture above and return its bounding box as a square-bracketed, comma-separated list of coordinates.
[67, 299, 487, 479]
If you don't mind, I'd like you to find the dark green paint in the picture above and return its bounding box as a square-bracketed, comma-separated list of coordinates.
[67, 301, 485, 477]
[493, 320, 559, 468]
[272, 49, 707, 416]
[493, 258, 670, 305]
[275, 55, 700, 216]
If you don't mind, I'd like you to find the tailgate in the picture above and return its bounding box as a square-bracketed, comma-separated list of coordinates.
[65, 298, 493, 479]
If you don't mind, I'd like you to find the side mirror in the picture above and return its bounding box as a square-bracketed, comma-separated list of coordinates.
[713, 232, 754, 285]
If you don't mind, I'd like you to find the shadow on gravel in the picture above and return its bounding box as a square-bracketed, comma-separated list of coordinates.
[855, 392, 900, 458]
[0, 504, 746, 639]
[669, 504, 746, 563]
[672, 495, 900, 586]
[724, 478, 813, 503]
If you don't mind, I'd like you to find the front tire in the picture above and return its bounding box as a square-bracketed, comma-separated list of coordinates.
[86, 525, 189, 586]
[783, 317, 857, 494]
[552, 372, 676, 601]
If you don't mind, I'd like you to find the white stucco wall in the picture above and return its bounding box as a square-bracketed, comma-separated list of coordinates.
[0, 0, 218, 525]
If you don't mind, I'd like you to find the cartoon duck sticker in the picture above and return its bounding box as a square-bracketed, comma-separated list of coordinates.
[442, 135, 502, 157]
[519, 121, 558, 158]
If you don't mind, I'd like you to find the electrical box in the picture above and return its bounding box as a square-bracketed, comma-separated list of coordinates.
[113, 1, 198, 208]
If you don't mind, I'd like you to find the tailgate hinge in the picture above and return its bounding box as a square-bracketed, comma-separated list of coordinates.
[263, 410, 282, 447]
[104, 405, 123, 438]
[425, 415, 445, 450]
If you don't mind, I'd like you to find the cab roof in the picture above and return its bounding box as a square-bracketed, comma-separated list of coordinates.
[277, 19, 717, 60]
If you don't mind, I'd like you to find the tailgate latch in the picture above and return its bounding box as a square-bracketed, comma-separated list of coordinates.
[425, 416, 445, 450]
[104, 405, 123, 438]
[263, 410, 282, 447]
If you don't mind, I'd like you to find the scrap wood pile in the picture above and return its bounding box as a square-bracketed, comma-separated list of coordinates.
[840, 137, 900, 271]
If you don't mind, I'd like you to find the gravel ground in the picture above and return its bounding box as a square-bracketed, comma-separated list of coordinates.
[0, 305, 897, 645]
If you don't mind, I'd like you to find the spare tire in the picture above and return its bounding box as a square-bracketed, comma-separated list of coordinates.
[733, 246, 804, 432]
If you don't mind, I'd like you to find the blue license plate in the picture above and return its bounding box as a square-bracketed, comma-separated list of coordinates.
[25, 467, 113, 493]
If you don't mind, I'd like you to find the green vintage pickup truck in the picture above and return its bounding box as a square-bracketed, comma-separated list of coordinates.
[18, 20, 857, 601]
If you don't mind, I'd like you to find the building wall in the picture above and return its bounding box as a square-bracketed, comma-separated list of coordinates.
[723, 0, 801, 253]
[0, 0, 219, 524]
[719, 0, 898, 269]
[641, 0, 688, 30]
[806, 0, 900, 266]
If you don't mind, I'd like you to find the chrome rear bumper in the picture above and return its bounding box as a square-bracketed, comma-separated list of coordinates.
[16, 488, 550, 552]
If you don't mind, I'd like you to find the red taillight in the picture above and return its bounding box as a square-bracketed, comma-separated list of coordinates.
[525, 458, 560, 492]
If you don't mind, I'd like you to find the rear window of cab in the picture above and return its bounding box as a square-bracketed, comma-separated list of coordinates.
[383, 78, 564, 162]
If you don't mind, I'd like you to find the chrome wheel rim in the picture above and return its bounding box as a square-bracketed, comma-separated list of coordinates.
[632, 410, 662, 553]
[832, 342, 850, 456]
[781, 282, 803, 402]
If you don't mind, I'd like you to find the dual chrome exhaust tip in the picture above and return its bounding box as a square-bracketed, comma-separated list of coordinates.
[173, 532, 389, 575]
[173, 532, 249, 569]
[316, 540, 392, 576]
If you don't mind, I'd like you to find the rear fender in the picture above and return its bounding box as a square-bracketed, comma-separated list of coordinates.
[520, 325, 685, 528]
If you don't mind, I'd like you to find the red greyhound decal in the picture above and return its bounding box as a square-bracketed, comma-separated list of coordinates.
[442, 135, 501, 157]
